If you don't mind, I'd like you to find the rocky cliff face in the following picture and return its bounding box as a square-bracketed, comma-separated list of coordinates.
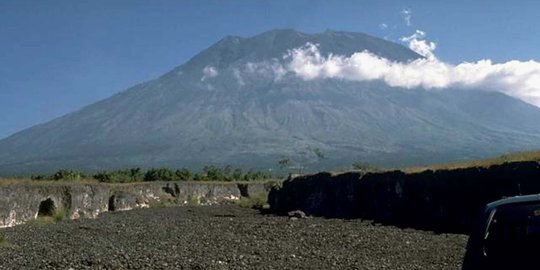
[269, 161, 540, 233]
[0, 181, 270, 228]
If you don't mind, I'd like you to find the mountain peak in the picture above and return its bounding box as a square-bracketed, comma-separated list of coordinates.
[182, 28, 421, 72]
[216, 35, 244, 45]
[254, 28, 308, 38]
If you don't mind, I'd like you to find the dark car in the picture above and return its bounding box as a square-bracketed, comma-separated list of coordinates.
[462, 194, 540, 270]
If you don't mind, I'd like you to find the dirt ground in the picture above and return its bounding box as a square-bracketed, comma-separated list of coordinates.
[0, 205, 468, 269]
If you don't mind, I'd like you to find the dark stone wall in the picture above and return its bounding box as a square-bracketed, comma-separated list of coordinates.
[269, 161, 540, 233]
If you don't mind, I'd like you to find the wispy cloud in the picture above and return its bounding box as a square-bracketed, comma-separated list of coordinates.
[400, 30, 436, 60]
[379, 23, 388, 30]
[232, 68, 245, 86]
[284, 33, 540, 107]
[401, 9, 412, 26]
[245, 60, 287, 80]
[201, 65, 218, 81]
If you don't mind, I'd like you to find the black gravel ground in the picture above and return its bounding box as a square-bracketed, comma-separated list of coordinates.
[0, 205, 468, 269]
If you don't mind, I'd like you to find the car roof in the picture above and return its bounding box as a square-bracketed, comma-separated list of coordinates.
[486, 194, 540, 211]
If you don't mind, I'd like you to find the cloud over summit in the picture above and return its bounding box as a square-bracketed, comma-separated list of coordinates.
[400, 30, 436, 60]
[283, 31, 540, 107]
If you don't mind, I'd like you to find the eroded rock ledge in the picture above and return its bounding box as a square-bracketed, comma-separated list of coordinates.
[0, 181, 270, 228]
[269, 161, 540, 233]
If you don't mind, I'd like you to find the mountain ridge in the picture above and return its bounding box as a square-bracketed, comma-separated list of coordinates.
[1, 29, 540, 175]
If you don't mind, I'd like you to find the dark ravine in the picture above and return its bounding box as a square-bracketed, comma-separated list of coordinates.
[0, 181, 271, 228]
[269, 161, 540, 233]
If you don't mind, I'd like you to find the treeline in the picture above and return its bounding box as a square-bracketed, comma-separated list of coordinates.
[31, 166, 275, 183]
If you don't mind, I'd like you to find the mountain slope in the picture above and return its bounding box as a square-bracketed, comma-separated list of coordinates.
[1, 29, 540, 175]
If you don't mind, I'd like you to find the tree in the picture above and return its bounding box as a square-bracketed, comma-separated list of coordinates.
[129, 168, 142, 182]
[192, 173, 203, 181]
[144, 168, 176, 181]
[223, 165, 233, 180]
[232, 168, 243, 181]
[175, 168, 191, 181]
[204, 165, 224, 181]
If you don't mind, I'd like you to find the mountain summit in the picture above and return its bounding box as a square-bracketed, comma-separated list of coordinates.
[1, 29, 540, 175]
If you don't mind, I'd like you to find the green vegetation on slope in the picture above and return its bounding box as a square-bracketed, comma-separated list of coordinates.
[4, 150, 539, 183]
[26, 165, 277, 183]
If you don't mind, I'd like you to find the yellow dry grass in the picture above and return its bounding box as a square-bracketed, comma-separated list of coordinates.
[402, 150, 540, 173]
[0, 178, 99, 186]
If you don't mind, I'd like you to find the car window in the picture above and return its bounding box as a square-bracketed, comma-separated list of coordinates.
[483, 204, 540, 267]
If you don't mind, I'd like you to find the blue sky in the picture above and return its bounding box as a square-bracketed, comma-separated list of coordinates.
[1, 0, 540, 139]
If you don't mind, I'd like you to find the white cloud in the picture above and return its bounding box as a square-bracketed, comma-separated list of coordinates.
[379, 23, 388, 30]
[245, 59, 287, 80]
[201, 65, 218, 81]
[400, 30, 437, 60]
[401, 9, 412, 26]
[233, 68, 245, 86]
[284, 37, 540, 107]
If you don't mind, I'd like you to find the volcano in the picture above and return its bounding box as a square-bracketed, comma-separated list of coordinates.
[2, 29, 540, 175]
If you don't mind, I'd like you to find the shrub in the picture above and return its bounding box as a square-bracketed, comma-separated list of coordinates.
[237, 194, 267, 210]
[27, 166, 278, 183]
[144, 168, 176, 181]
[31, 174, 52, 181]
[53, 169, 86, 181]
[94, 168, 143, 183]
[26, 217, 55, 226]
[93, 171, 115, 183]
[243, 170, 270, 181]
[264, 180, 282, 191]
[149, 199, 175, 208]
[175, 168, 191, 181]
[192, 173, 204, 181]
[27, 208, 66, 225]
[203, 166, 225, 181]
[186, 196, 200, 206]
[232, 168, 243, 181]
[52, 208, 66, 222]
